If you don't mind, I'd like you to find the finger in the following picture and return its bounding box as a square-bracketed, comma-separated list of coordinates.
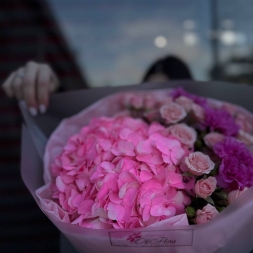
[49, 70, 60, 93]
[2, 72, 16, 97]
[12, 68, 25, 100]
[23, 61, 39, 116]
[37, 64, 51, 113]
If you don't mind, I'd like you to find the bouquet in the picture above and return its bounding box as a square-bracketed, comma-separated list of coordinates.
[21, 83, 253, 253]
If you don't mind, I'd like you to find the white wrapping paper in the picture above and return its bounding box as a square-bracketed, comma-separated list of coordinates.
[21, 82, 253, 253]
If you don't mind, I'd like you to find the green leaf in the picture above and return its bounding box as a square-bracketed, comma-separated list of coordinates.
[185, 206, 196, 218]
[199, 131, 208, 139]
[209, 165, 219, 176]
[182, 172, 193, 177]
[202, 174, 208, 179]
[217, 206, 226, 213]
[194, 139, 203, 150]
[205, 196, 215, 205]
[214, 191, 228, 200]
[217, 199, 228, 207]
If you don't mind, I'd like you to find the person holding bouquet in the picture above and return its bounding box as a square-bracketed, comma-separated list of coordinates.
[3, 58, 253, 253]
[0, 61, 83, 253]
[2, 55, 193, 115]
[2, 61, 60, 116]
[1, 55, 193, 253]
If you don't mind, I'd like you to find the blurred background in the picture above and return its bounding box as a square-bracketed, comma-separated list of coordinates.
[1, 0, 253, 88]
[1, 1, 253, 252]
[48, 0, 253, 86]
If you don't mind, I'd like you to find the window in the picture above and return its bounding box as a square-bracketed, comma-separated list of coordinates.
[48, 0, 253, 86]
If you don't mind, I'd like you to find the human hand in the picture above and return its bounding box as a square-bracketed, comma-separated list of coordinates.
[2, 61, 60, 116]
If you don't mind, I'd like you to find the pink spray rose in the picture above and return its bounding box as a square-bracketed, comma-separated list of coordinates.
[195, 204, 219, 224]
[194, 177, 217, 199]
[237, 130, 253, 146]
[227, 187, 248, 204]
[159, 97, 173, 106]
[160, 103, 187, 124]
[124, 93, 144, 109]
[143, 94, 157, 110]
[174, 96, 205, 123]
[222, 102, 237, 116]
[175, 96, 194, 112]
[191, 103, 205, 122]
[235, 113, 252, 133]
[204, 132, 225, 149]
[143, 109, 160, 122]
[185, 152, 215, 176]
[168, 123, 197, 148]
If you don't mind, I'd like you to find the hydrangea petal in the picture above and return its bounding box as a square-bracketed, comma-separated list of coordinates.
[107, 202, 125, 220]
[56, 176, 66, 192]
[78, 199, 94, 215]
[136, 140, 153, 155]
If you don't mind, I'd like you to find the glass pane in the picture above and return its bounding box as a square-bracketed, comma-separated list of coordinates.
[49, 0, 213, 87]
[216, 0, 253, 84]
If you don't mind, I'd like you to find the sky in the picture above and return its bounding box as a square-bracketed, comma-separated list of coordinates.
[48, 0, 253, 87]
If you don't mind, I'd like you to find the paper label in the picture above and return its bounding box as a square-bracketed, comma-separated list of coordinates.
[109, 229, 194, 247]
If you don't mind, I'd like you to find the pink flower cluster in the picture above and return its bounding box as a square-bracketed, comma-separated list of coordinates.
[50, 88, 253, 228]
[51, 116, 196, 229]
[195, 204, 219, 224]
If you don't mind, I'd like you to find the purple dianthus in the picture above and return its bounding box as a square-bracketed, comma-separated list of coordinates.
[214, 137, 253, 190]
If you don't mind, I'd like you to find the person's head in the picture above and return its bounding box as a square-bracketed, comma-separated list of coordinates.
[142, 55, 193, 83]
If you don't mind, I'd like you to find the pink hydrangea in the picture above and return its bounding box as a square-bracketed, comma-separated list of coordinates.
[51, 115, 190, 229]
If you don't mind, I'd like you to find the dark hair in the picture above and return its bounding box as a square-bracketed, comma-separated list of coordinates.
[142, 55, 193, 82]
